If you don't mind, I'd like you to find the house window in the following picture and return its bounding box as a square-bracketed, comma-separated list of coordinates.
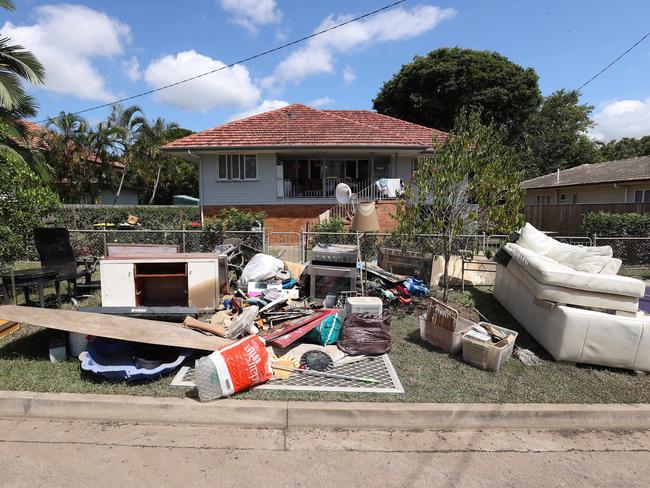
[217, 154, 257, 181]
[536, 194, 551, 205]
[635, 190, 643, 203]
[559, 193, 566, 203]
[572, 194, 578, 204]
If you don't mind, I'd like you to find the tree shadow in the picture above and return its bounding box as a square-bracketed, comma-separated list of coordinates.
[0, 326, 51, 360]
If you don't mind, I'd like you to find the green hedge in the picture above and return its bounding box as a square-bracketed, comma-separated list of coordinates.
[52, 205, 201, 230]
[582, 212, 650, 237]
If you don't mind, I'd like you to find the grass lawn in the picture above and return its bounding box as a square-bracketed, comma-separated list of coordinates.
[1, 283, 649, 403]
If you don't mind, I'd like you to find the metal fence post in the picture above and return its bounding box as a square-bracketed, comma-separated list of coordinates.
[182, 230, 186, 253]
[102, 231, 108, 256]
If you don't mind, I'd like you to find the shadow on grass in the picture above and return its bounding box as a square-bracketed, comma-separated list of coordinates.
[0, 326, 51, 360]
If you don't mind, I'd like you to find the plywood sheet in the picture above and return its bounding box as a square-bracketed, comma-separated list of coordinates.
[0, 305, 233, 351]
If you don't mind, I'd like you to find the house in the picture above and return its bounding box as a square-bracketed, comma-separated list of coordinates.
[522, 156, 650, 205]
[521, 156, 650, 234]
[161, 103, 448, 232]
[20, 121, 139, 205]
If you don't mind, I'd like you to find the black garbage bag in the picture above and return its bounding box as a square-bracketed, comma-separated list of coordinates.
[338, 311, 392, 356]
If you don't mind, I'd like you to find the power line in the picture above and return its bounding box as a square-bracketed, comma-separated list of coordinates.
[37, 0, 407, 123]
[577, 32, 650, 92]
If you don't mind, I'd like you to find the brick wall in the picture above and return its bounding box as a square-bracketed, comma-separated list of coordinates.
[375, 201, 399, 231]
[203, 204, 331, 233]
[204, 201, 399, 236]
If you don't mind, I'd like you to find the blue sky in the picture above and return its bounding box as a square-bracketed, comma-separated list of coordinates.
[4, 0, 650, 140]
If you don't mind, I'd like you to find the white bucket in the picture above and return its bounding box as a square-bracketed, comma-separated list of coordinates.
[68, 332, 92, 358]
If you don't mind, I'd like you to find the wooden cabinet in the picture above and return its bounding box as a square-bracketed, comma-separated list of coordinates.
[100, 254, 221, 310]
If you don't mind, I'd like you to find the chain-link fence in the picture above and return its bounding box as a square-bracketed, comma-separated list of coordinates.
[593, 237, 650, 269]
[16, 227, 650, 273]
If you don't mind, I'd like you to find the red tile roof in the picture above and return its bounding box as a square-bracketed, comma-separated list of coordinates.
[18, 120, 123, 168]
[162, 103, 447, 150]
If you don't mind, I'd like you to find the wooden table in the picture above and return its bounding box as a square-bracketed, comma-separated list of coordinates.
[0, 268, 61, 308]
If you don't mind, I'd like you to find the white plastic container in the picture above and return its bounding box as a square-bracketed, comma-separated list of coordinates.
[345, 297, 383, 316]
[68, 332, 92, 358]
[462, 323, 518, 372]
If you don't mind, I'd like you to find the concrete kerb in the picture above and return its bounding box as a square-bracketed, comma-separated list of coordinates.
[1, 391, 650, 430]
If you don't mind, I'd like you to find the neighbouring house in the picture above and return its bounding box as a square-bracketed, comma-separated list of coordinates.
[161, 103, 448, 232]
[521, 156, 650, 234]
[20, 121, 139, 205]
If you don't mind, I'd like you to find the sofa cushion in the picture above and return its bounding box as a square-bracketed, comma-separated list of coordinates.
[517, 223, 613, 260]
[600, 258, 622, 275]
[561, 249, 612, 274]
[503, 243, 645, 298]
[516, 223, 558, 255]
[507, 260, 639, 313]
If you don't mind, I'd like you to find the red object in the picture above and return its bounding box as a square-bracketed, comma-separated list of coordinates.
[260, 309, 335, 341]
[398, 296, 412, 304]
[162, 104, 448, 150]
[269, 310, 337, 348]
[216, 335, 272, 395]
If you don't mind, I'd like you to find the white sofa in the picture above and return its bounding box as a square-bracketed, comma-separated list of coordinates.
[494, 224, 650, 372]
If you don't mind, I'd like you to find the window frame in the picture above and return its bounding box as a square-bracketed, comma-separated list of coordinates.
[216, 154, 258, 181]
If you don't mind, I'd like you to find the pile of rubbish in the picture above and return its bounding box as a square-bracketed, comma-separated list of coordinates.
[0, 239, 526, 401]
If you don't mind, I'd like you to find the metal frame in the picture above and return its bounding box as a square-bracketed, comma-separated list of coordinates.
[170, 354, 405, 394]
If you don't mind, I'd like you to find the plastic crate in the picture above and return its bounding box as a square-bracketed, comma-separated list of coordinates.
[418, 314, 471, 354]
[345, 297, 383, 316]
[462, 323, 518, 372]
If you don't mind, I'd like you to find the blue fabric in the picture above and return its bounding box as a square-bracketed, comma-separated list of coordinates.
[79, 339, 190, 382]
[403, 277, 429, 296]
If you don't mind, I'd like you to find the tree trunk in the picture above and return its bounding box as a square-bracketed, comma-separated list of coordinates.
[149, 164, 162, 205]
[113, 164, 128, 205]
[442, 233, 452, 302]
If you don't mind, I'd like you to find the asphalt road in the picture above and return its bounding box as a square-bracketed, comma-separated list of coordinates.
[1, 418, 649, 487]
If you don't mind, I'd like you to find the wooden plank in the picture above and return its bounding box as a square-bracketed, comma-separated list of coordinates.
[0, 305, 233, 351]
[0, 320, 20, 339]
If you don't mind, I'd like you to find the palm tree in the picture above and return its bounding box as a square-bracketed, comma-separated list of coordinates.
[134, 117, 179, 204]
[43, 112, 95, 202]
[107, 104, 144, 203]
[0, 0, 48, 177]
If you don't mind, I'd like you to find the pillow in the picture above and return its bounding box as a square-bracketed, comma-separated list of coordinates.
[561, 249, 611, 274]
[516, 223, 559, 256]
[599, 258, 622, 275]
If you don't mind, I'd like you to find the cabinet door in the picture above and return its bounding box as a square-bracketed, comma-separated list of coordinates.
[100, 263, 135, 306]
[187, 261, 217, 309]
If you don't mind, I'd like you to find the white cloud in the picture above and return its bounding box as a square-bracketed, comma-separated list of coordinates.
[144, 50, 261, 112]
[122, 56, 141, 82]
[2, 4, 130, 101]
[342, 65, 356, 84]
[219, 0, 281, 35]
[229, 99, 289, 121]
[590, 98, 650, 141]
[309, 97, 334, 107]
[262, 5, 456, 89]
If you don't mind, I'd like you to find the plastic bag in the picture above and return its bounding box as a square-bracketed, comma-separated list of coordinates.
[195, 335, 272, 401]
[338, 311, 392, 355]
[238, 253, 285, 287]
[305, 313, 342, 345]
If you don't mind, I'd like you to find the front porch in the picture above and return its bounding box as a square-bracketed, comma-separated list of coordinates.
[277, 155, 395, 199]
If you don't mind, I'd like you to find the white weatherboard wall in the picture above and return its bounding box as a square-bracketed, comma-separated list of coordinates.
[396, 156, 413, 183]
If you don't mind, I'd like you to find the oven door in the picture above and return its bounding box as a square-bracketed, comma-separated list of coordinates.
[308, 264, 357, 299]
